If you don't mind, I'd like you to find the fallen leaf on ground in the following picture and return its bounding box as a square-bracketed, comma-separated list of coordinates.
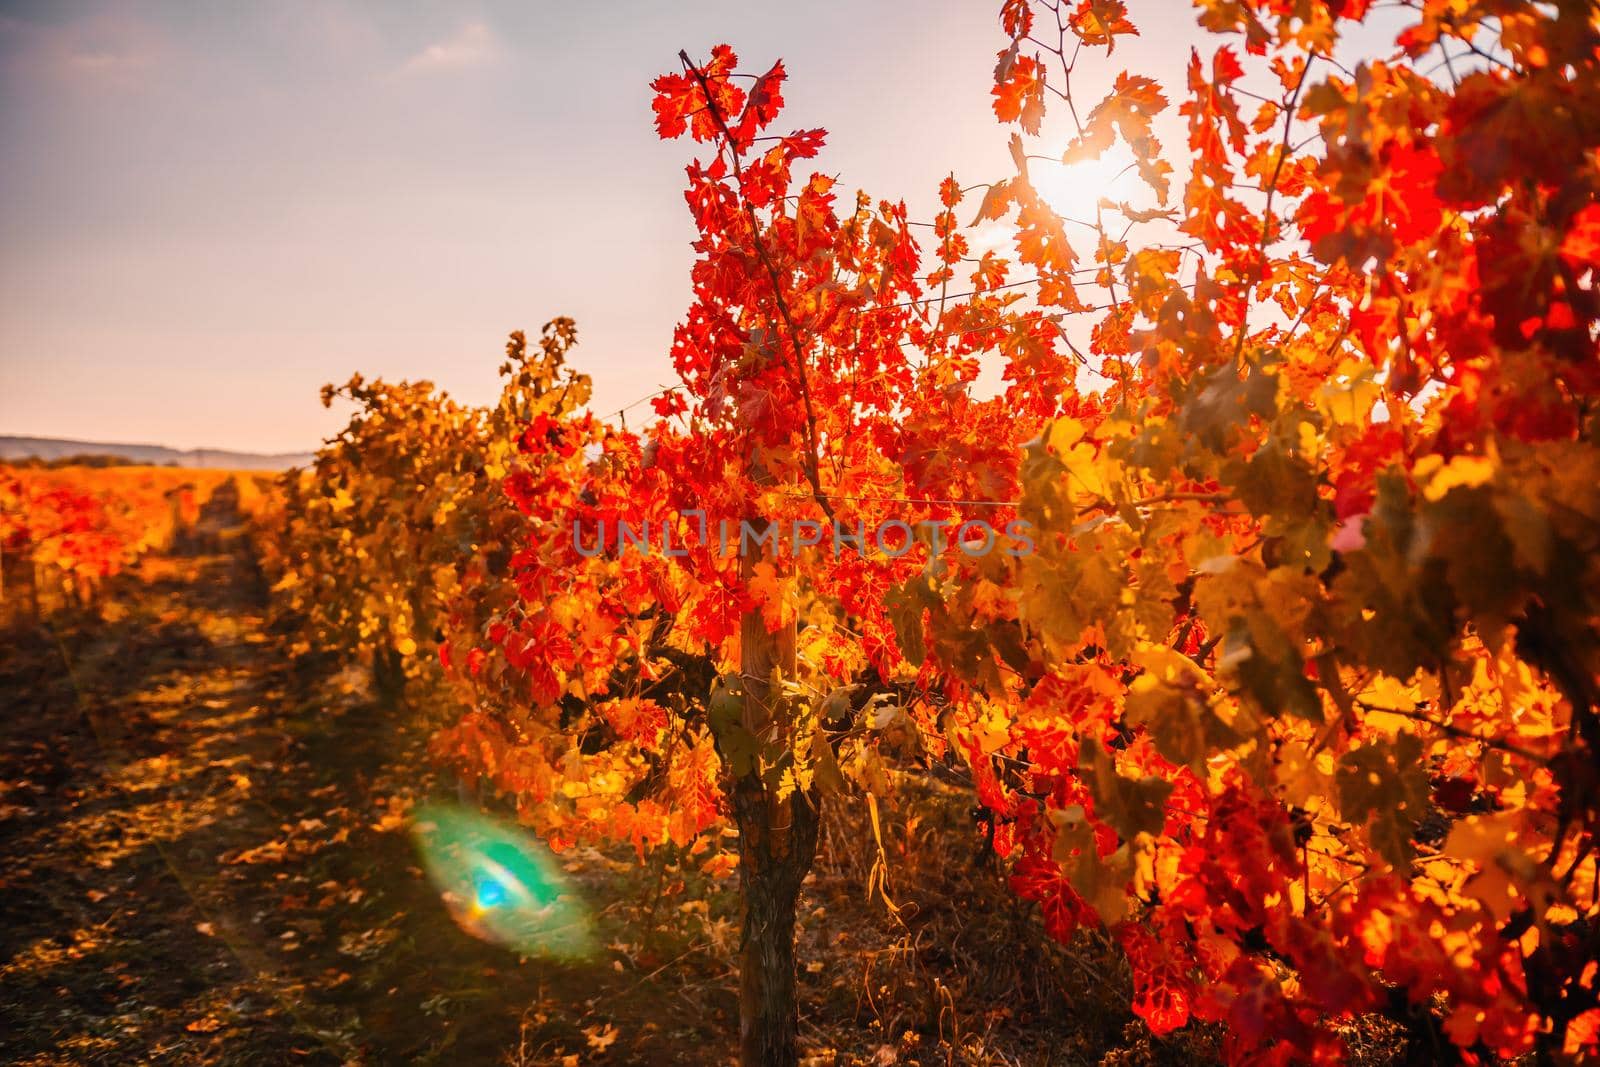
[585, 1022, 619, 1052]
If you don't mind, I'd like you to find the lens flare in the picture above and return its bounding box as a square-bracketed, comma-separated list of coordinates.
[412, 803, 594, 959]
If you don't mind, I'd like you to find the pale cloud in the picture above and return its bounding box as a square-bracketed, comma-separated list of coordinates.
[401, 21, 497, 74]
[0, 11, 162, 90]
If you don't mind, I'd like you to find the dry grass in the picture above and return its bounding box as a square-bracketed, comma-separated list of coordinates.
[782, 777, 1223, 1066]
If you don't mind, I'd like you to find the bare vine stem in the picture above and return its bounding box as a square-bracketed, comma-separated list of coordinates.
[1233, 55, 1316, 365]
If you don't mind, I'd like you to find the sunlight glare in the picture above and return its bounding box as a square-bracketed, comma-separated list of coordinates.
[1028, 147, 1142, 227]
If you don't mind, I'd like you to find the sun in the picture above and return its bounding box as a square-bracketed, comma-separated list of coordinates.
[1027, 145, 1143, 227]
[961, 144, 1150, 270]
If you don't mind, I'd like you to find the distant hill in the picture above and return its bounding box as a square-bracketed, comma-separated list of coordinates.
[0, 435, 312, 471]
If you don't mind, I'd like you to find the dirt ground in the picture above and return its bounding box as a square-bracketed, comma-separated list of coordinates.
[0, 489, 1227, 1066]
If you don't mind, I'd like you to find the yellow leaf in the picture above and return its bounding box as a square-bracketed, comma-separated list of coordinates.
[747, 560, 796, 631]
[1416, 452, 1496, 502]
[584, 1023, 619, 1052]
[1046, 417, 1085, 453]
[1444, 810, 1554, 923]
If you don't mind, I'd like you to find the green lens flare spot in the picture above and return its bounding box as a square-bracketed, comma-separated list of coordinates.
[412, 803, 594, 959]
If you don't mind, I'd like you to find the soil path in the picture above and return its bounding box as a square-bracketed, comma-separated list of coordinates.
[0, 486, 733, 1066]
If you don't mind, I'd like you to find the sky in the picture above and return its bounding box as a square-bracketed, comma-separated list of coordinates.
[0, 1, 1409, 454]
